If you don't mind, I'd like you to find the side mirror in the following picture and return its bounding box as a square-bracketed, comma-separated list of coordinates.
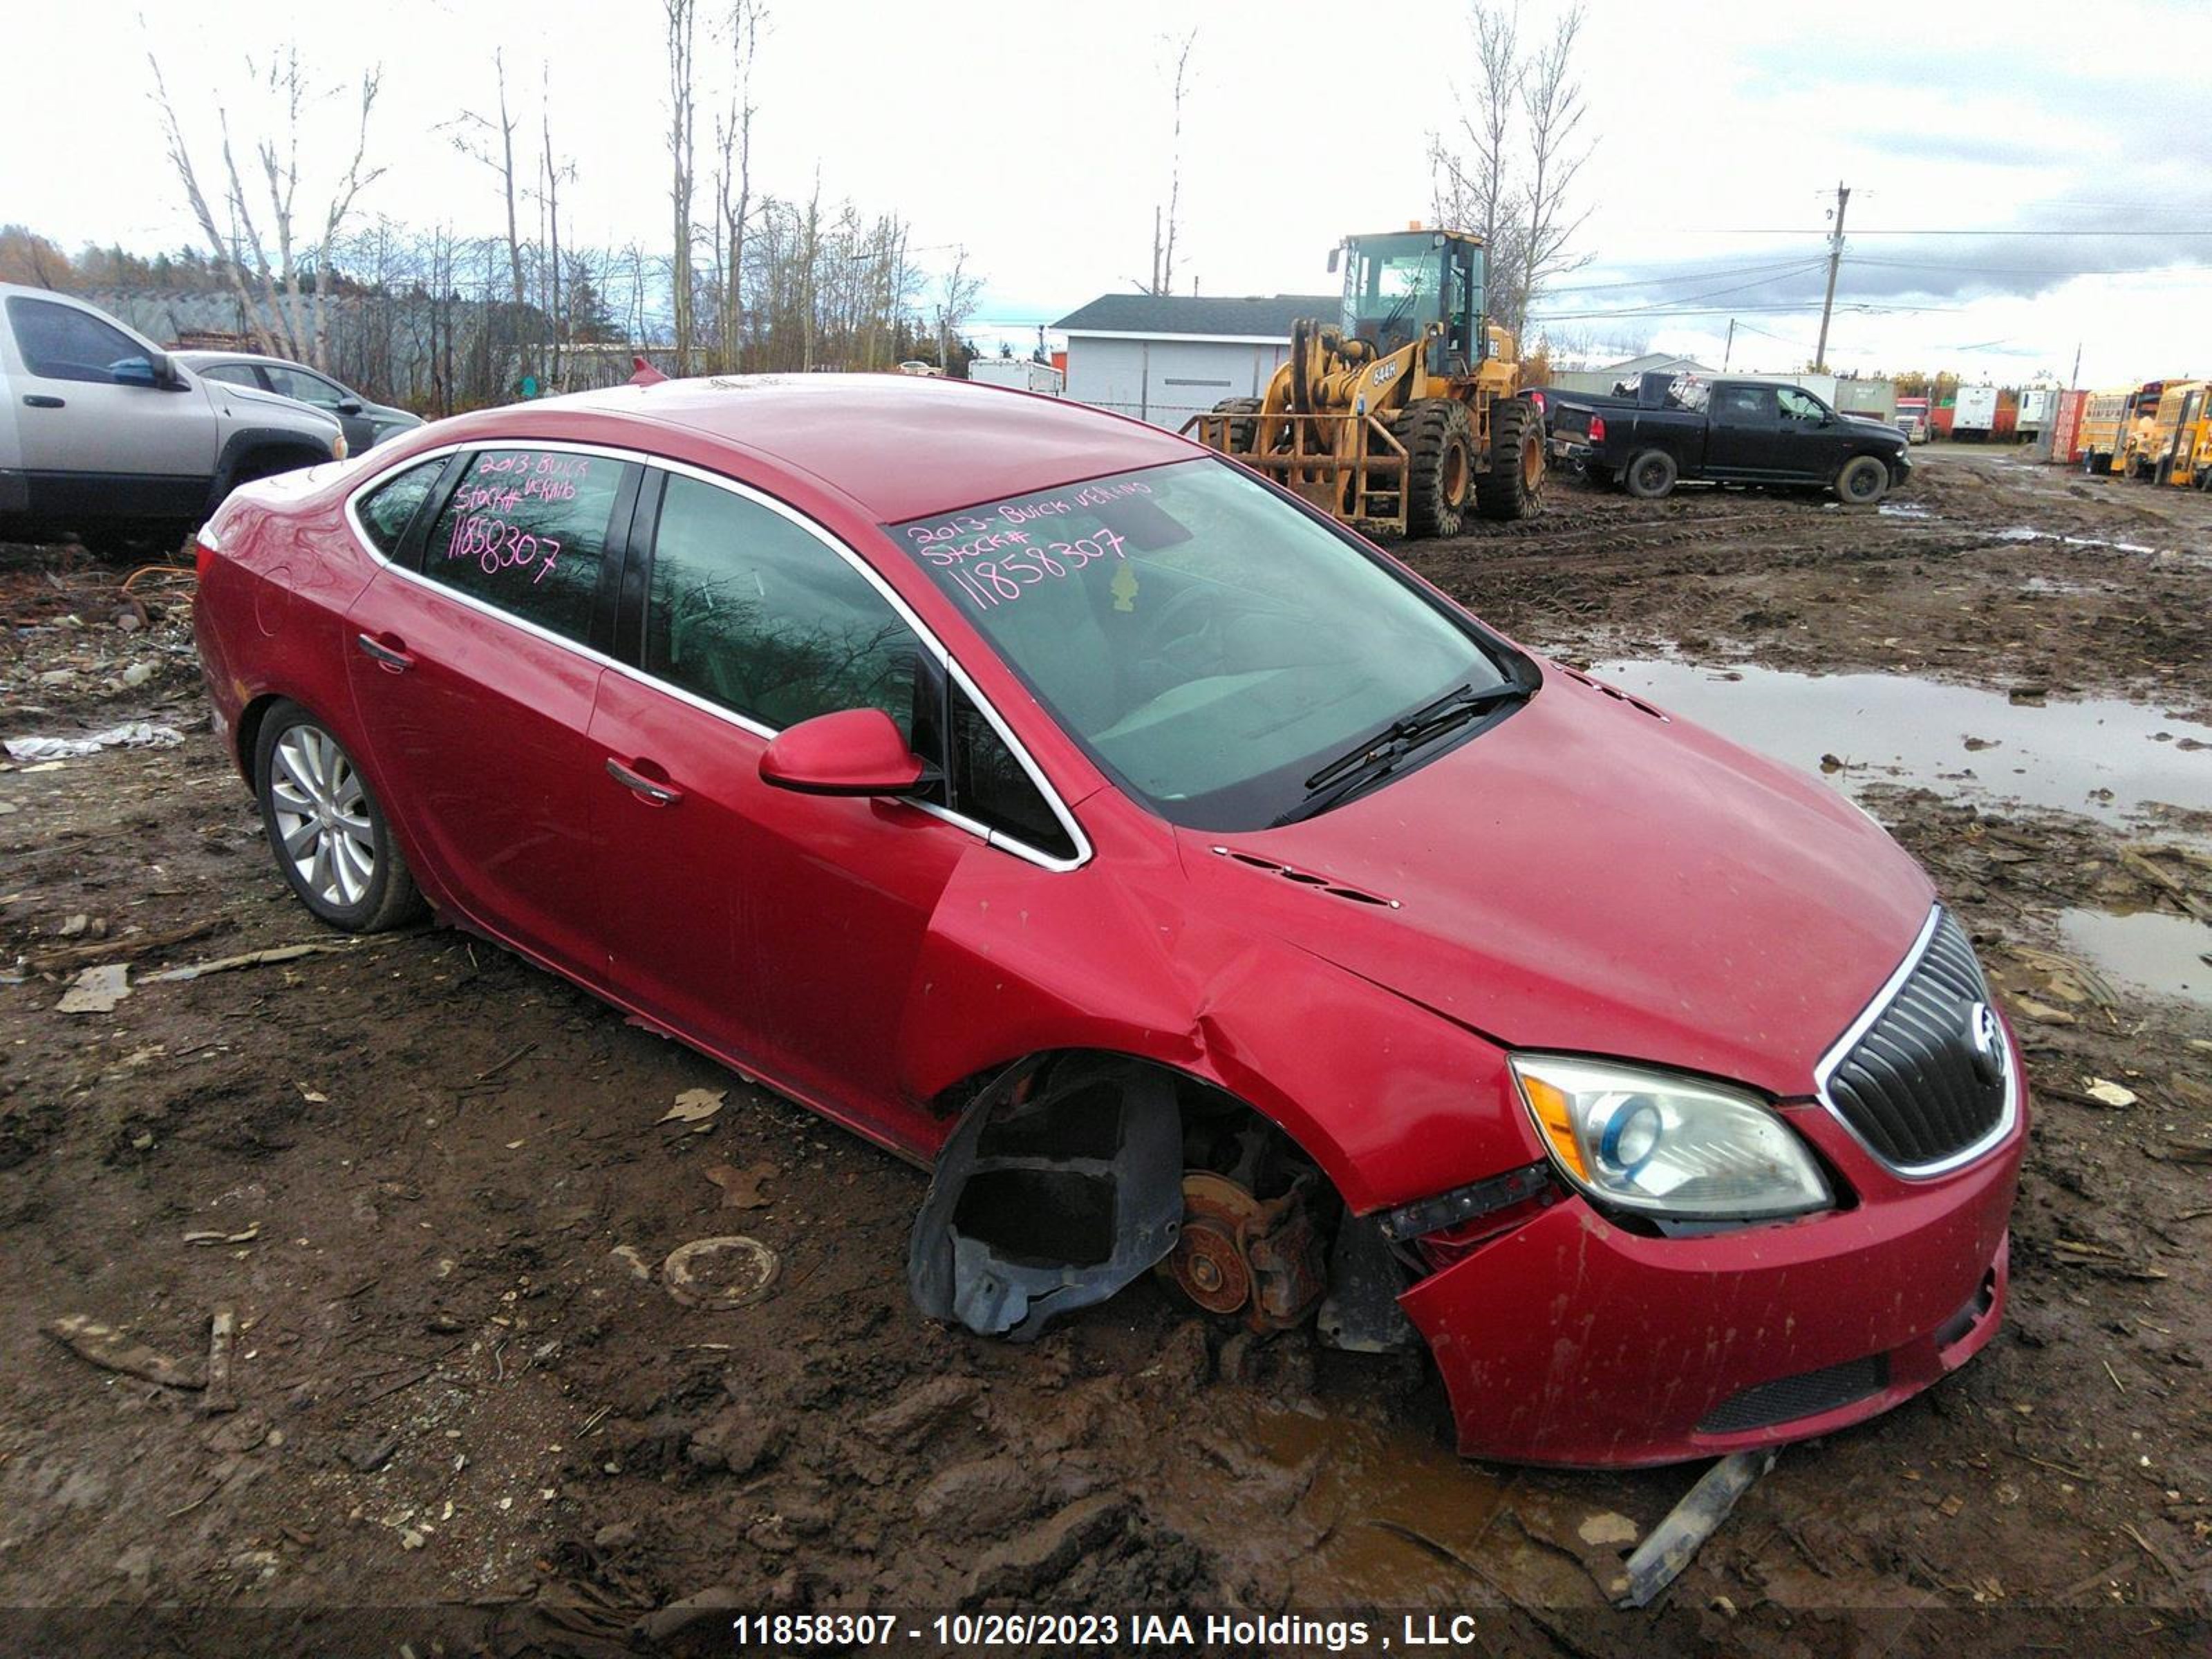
[336, 397, 364, 416]
[760, 708, 932, 798]
[109, 355, 158, 388]
[1327, 246, 1340, 274]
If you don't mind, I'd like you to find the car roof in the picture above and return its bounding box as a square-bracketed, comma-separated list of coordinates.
[496, 373, 1194, 523]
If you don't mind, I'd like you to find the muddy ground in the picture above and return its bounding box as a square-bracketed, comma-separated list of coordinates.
[1, 445, 2208, 1656]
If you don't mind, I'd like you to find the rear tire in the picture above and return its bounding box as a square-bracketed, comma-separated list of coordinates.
[255, 700, 424, 934]
[1622, 448, 1678, 500]
[1398, 399, 1476, 538]
[1475, 397, 1544, 521]
[1835, 454, 1890, 505]
[1210, 396, 1263, 456]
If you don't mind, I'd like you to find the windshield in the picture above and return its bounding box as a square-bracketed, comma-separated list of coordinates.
[1343, 234, 1443, 350]
[890, 458, 1523, 830]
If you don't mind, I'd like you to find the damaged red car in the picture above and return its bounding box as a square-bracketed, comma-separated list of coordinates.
[192, 373, 2025, 1467]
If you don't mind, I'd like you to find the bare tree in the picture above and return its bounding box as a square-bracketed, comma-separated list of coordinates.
[1147, 30, 1197, 297]
[1428, 1, 1590, 336]
[665, 0, 700, 373]
[1430, 3, 1520, 310]
[1519, 7, 1593, 328]
[444, 52, 528, 386]
[147, 43, 382, 368]
[710, 0, 765, 372]
[934, 245, 982, 373]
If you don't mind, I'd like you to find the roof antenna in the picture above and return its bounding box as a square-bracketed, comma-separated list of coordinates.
[628, 355, 668, 387]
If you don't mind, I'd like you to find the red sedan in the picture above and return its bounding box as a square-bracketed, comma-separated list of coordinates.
[192, 373, 2023, 1466]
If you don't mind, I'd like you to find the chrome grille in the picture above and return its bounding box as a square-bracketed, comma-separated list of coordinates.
[1817, 909, 2014, 1174]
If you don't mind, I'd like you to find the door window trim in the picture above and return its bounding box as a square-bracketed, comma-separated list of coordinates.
[341, 438, 1091, 873]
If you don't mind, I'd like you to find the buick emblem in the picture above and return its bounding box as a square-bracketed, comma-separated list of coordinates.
[1966, 1002, 2007, 1087]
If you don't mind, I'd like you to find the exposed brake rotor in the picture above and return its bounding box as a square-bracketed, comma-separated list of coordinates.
[1161, 1170, 1327, 1332]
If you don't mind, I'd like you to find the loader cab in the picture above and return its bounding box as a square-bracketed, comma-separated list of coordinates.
[1334, 230, 1485, 375]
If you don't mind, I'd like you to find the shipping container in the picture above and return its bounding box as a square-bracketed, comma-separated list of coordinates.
[1953, 384, 2000, 440]
[2050, 389, 2088, 463]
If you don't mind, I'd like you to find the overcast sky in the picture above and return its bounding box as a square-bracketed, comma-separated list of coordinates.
[10, 0, 2209, 385]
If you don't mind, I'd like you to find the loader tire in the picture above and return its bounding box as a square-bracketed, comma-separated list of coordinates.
[1400, 399, 1475, 538]
[1210, 396, 1263, 456]
[1476, 397, 1545, 521]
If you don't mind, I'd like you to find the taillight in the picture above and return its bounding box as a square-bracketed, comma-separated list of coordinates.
[1588, 415, 1607, 444]
[194, 532, 218, 583]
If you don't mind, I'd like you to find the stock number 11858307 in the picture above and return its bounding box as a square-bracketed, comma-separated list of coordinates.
[940, 527, 1127, 612]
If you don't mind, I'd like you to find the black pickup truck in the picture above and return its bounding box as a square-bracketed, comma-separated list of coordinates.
[1548, 372, 1911, 504]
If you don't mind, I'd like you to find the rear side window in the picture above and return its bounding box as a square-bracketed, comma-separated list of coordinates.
[6, 297, 147, 385]
[644, 473, 919, 738]
[355, 458, 445, 556]
[420, 449, 629, 644]
[199, 362, 263, 389]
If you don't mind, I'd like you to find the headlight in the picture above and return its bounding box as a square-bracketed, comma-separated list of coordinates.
[330, 433, 349, 460]
[1511, 1055, 1831, 1221]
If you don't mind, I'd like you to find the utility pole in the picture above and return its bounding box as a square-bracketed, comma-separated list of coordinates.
[1813, 180, 1850, 372]
[1723, 317, 1736, 371]
[2068, 340, 2082, 391]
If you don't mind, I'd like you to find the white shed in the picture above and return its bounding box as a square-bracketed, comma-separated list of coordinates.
[966, 357, 1065, 396]
[1053, 293, 1335, 429]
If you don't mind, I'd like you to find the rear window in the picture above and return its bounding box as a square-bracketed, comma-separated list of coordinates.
[418, 449, 630, 644]
[354, 458, 446, 557]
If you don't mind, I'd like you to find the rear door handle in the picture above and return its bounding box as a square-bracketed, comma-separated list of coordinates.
[605, 757, 683, 806]
[354, 632, 414, 673]
[22, 395, 64, 409]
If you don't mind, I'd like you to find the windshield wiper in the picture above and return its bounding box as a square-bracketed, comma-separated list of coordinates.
[1273, 682, 1526, 826]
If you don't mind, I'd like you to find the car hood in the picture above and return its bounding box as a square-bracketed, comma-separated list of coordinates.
[1176, 663, 1933, 1098]
[205, 379, 344, 434]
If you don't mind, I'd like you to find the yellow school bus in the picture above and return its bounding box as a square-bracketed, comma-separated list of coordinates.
[2137, 379, 2208, 488]
[2080, 382, 2164, 474]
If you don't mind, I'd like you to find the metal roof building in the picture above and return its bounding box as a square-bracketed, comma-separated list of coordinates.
[1053, 292, 1335, 429]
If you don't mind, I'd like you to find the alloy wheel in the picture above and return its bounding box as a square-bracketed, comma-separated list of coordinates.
[269, 725, 376, 908]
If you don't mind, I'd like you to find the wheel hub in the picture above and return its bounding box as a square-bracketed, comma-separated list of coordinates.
[1161, 1171, 1328, 1331]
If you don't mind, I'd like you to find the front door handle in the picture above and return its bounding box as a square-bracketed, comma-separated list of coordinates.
[22, 395, 64, 409]
[354, 632, 414, 673]
[606, 757, 684, 806]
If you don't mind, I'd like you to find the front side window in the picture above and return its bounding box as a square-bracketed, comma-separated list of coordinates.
[355, 458, 447, 556]
[262, 364, 348, 409]
[419, 448, 629, 643]
[892, 459, 1523, 830]
[6, 297, 149, 385]
[1777, 386, 1827, 423]
[644, 474, 919, 739]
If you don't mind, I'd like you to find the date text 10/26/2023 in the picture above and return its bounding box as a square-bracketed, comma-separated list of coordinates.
[728, 1612, 1515, 1651]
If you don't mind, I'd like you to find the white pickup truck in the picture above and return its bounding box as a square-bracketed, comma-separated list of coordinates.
[0, 283, 346, 542]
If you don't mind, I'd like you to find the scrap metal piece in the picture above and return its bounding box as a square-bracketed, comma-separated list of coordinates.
[1614, 1449, 1777, 1608]
[908, 1058, 1182, 1342]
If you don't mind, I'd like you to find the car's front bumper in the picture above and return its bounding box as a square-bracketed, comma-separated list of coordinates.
[1397, 1096, 2023, 1467]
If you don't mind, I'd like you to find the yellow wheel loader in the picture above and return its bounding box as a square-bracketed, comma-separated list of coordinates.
[1184, 228, 1544, 538]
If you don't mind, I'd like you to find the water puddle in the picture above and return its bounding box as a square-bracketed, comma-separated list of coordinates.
[1988, 525, 2159, 555]
[1585, 657, 2212, 827]
[1248, 1407, 1510, 1603]
[1878, 503, 1936, 519]
[2055, 908, 2212, 1010]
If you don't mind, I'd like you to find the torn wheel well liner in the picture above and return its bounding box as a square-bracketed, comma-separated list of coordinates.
[908, 1053, 1185, 1342]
